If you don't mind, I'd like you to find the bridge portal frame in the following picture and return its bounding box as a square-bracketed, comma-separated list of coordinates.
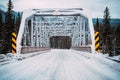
[17, 8, 95, 54]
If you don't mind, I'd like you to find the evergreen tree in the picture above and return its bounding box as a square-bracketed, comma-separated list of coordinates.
[103, 7, 111, 44]
[12, 14, 16, 32]
[102, 7, 112, 56]
[99, 24, 104, 50]
[0, 9, 3, 40]
[115, 24, 120, 55]
[95, 18, 99, 32]
[15, 12, 21, 35]
[4, 0, 14, 53]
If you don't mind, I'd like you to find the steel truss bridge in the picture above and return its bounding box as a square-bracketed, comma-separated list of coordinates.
[17, 8, 95, 53]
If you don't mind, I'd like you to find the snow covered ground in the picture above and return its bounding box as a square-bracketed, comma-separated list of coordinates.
[104, 54, 120, 62]
[0, 50, 49, 66]
[0, 49, 120, 80]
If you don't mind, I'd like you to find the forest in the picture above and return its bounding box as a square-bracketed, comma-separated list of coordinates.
[94, 7, 120, 56]
[0, 0, 21, 54]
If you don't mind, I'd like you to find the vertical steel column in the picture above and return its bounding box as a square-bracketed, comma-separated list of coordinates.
[83, 19, 86, 45]
[36, 17, 39, 47]
[31, 18, 34, 46]
[80, 17, 82, 46]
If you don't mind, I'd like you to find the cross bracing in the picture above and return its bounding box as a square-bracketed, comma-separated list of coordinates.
[17, 8, 95, 53]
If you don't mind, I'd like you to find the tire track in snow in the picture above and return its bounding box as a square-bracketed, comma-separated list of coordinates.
[0, 49, 120, 80]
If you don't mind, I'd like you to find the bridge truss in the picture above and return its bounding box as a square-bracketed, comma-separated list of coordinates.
[17, 8, 95, 53]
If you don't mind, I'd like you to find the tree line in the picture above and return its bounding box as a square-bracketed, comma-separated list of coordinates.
[0, 0, 21, 54]
[94, 7, 120, 56]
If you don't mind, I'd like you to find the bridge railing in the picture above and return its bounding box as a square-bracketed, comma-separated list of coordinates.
[21, 47, 50, 54]
[71, 46, 91, 53]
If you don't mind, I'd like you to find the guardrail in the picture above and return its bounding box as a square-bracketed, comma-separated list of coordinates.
[71, 46, 91, 53]
[21, 47, 50, 53]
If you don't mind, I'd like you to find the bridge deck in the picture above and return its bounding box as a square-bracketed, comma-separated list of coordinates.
[0, 49, 120, 80]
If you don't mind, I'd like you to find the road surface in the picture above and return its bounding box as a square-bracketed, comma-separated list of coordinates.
[0, 49, 120, 80]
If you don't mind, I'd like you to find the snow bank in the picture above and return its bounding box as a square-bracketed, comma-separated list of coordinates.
[71, 50, 120, 72]
[106, 55, 120, 62]
[0, 53, 23, 66]
[0, 50, 50, 66]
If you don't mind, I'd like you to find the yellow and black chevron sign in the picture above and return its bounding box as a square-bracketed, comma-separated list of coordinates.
[95, 32, 100, 53]
[12, 32, 16, 54]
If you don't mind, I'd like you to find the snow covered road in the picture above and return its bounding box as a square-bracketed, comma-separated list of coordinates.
[0, 49, 120, 80]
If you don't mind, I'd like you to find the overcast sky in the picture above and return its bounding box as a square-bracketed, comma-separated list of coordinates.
[0, 0, 120, 18]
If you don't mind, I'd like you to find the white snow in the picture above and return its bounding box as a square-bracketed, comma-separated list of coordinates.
[105, 54, 120, 61]
[112, 55, 120, 61]
[0, 49, 120, 80]
[0, 50, 49, 66]
[72, 50, 120, 72]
